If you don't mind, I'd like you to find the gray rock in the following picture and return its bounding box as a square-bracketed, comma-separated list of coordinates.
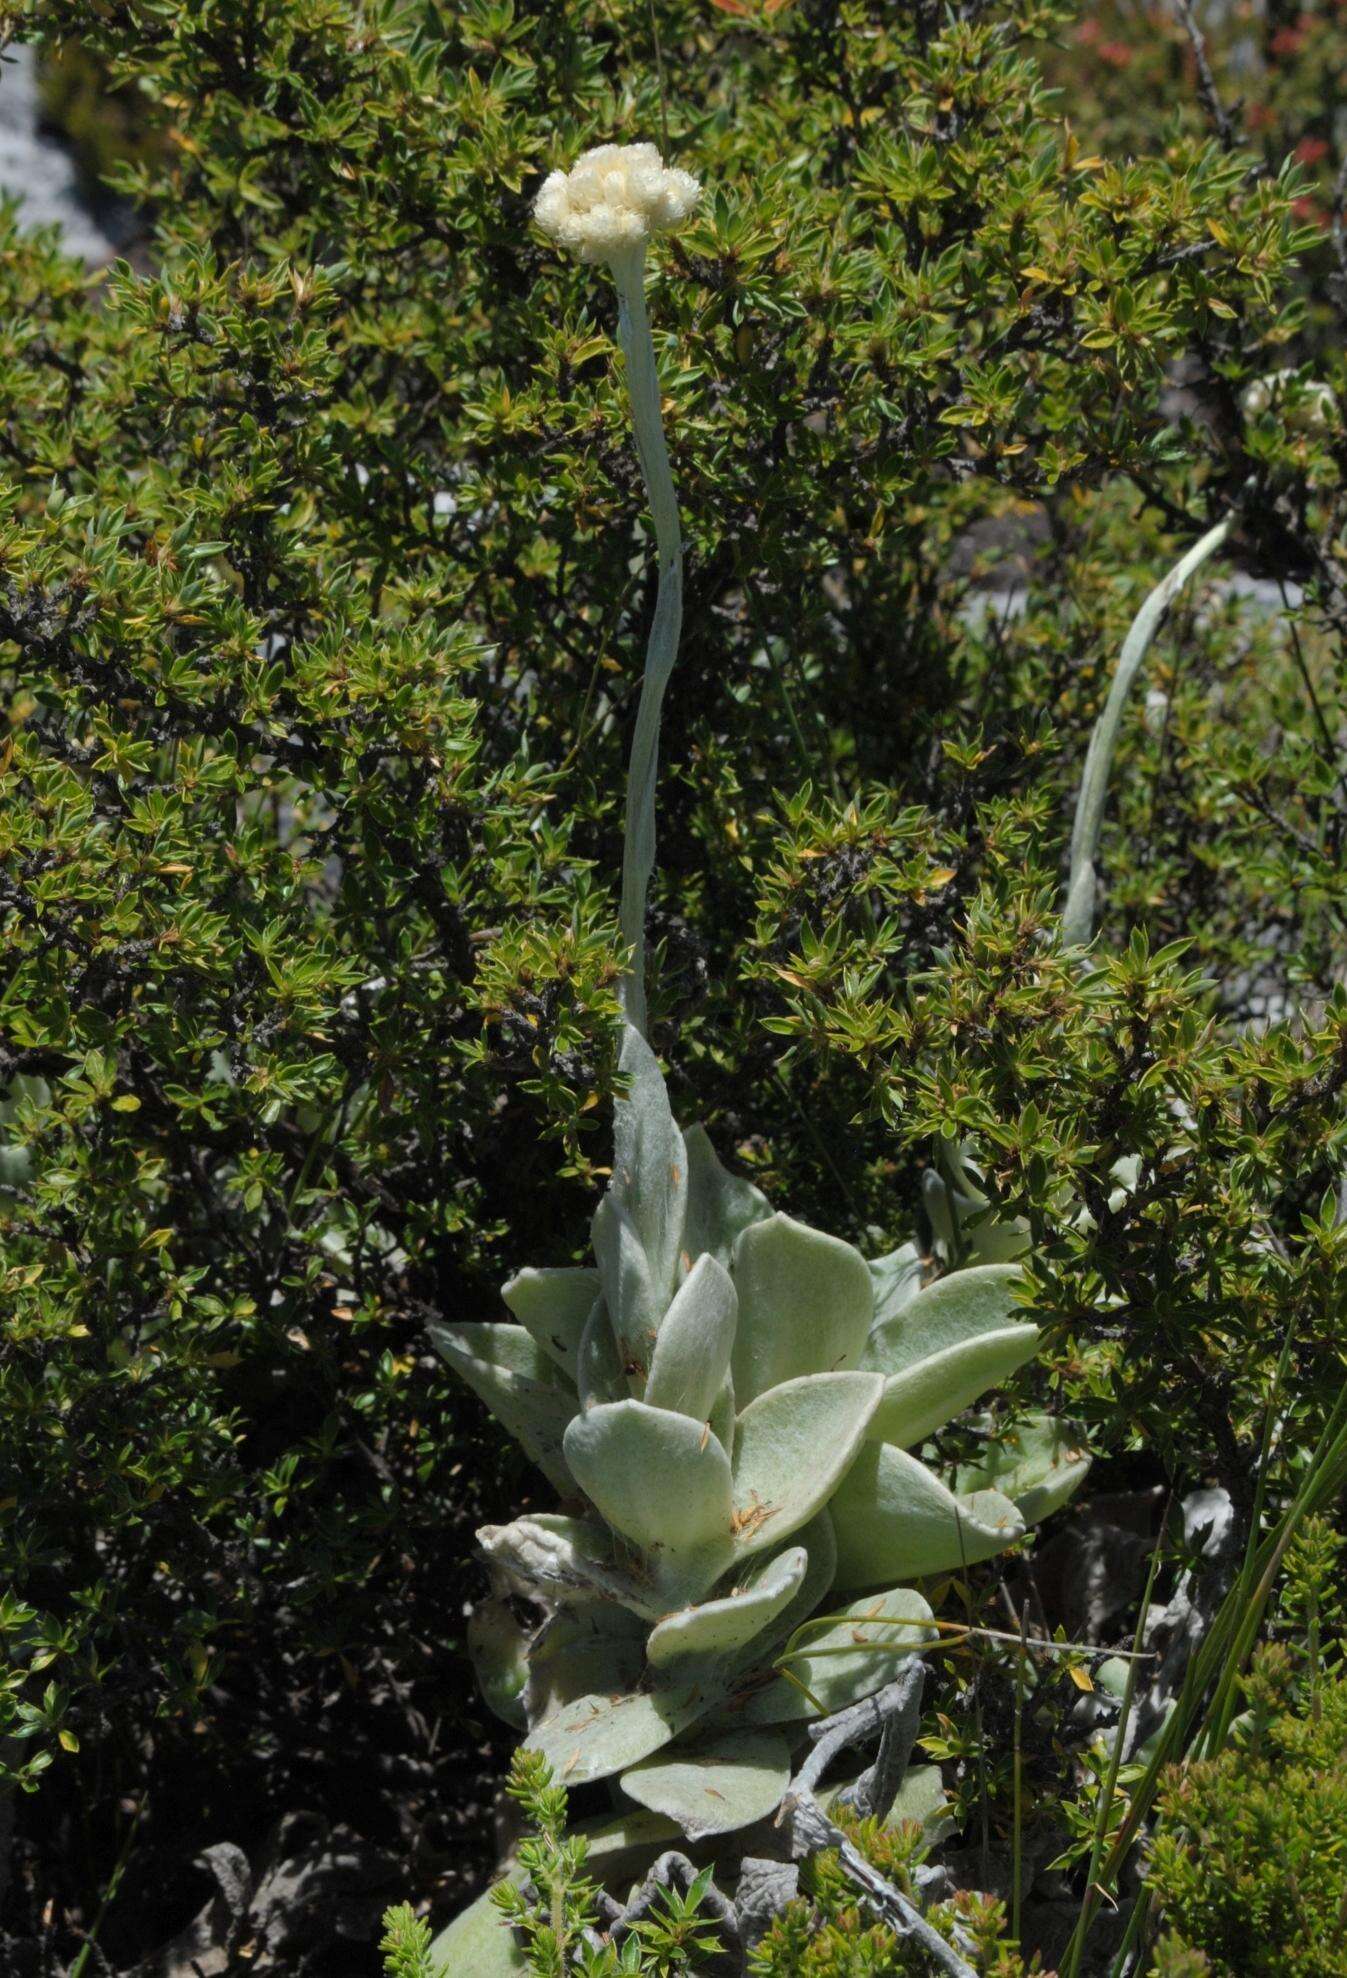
[0, 44, 116, 264]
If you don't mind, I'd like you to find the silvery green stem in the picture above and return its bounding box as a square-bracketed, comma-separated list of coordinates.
[610, 246, 683, 1038]
[1063, 514, 1233, 948]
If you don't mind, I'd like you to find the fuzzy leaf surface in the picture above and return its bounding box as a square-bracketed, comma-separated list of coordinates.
[737, 1584, 936, 1726]
[620, 1728, 792, 1839]
[643, 1251, 737, 1422]
[646, 1541, 808, 1667]
[730, 1371, 883, 1560]
[680, 1123, 772, 1269]
[831, 1444, 1025, 1589]
[731, 1213, 874, 1406]
[611, 1022, 687, 1310]
[429, 1323, 576, 1495]
[956, 1413, 1092, 1525]
[501, 1265, 599, 1382]
[563, 1399, 733, 1567]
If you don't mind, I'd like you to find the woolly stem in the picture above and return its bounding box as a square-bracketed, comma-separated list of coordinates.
[1062, 514, 1233, 948]
[610, 246, 684, 1037]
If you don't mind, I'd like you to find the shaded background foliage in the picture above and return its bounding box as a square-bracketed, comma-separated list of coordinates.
[0, 0, 1345, 1969]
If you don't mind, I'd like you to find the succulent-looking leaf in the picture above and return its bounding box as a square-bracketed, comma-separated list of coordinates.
[831, 1444, 1025, 1590]
[570, 1805, 682, 1870]
[428, 1884, 527, 1977]
[430, 1322, 576, 1496]
[708, 1377, 736, 1462]
[643, 1252, 737, 1422]
[861, 1264, 1026, 1377]
[822, 1763, 953, 1843]
[501, 1265, 599, 1381]
[965, 1212, 1030, 1264]
[680, 1123, 771, 1269]
[524, 1672, 721, 1785]
[869, 1242, 924, 1327]
[956, 1413, 1091, 1525]
[935, 1144, 1028, 1262]
[868, 1330, 1041, 1449]
[736, 1585, 937, 1726]
[467, 1598, 529, 1729]
[523, 1602, 648, 1729]
[611, 1023, 687, 1308]
[576, 1293, 625, 1410]
[730, 1371, 883, 1560]
[620, 1728, 792, 1840]
[563, 1400, 733, 1570]
[591, 1194, 659, 1373]
[731, 1213, 874, 1407]
[430, 1320, 568, 1386]
[646, 1543, 808, 1667]
[922, 1169, 956, 1255]
[860, 1263, 1038, 1446]
[731, 1509, 837, 1663]
[477, 1513, 664, 1619]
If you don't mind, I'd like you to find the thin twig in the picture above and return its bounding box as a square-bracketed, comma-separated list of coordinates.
[783, 1792, 979, 1978]
[1172, 0, 1236, 151]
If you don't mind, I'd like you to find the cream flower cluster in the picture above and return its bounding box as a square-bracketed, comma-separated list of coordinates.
[1243, 368, 1336, 434]
[533, 142, 700, 265]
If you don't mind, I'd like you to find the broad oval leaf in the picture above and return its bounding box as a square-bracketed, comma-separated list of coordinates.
[680, 1123, 772, 1268]
[501, 1265, 599, 1381]
[429, 1885, 527, 1976]
[644, 1252, 737, 1421]
[859, 1263, 1039, 1446]
[956, 1413, 1091, 1525]
[431, 1322, 576, 1496]
[823, 1762, 953, 1843]
[524, 1602, 648, 1730]
[734, 1584, 936, 1726]
[731, 1213, 874, 1406]
[525, 1673, 720, 1786]
[831, 1444, 1025, 1590]
[730, 1371, 883, 1560]
[467, 1598, 529, 1729]
[869, 1242, 924, 1327]
[646, 1542, 808, 1667]
[563, 1399, 733, 1561]
[620, 1728, 792, 1840]
[868, 1325, 1041, 1449]
[859, 1264, 1028, 1379]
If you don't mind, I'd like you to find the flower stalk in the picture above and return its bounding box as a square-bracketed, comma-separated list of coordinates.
[1062, 513, 1233, 948]
[611, 247, 683, 1037]
[533, 143, 700, 1034]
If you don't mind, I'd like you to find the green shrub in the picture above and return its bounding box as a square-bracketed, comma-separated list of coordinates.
[36, 38, 163, 207]
[1146, 1639, 1347, 1975]
[750, 1809, 1039, 1977]
[1, 0, 1346, 1964]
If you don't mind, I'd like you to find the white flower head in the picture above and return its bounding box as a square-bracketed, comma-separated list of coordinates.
[1243, 367, 1337, 434]
[533, 141, 700, 267]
